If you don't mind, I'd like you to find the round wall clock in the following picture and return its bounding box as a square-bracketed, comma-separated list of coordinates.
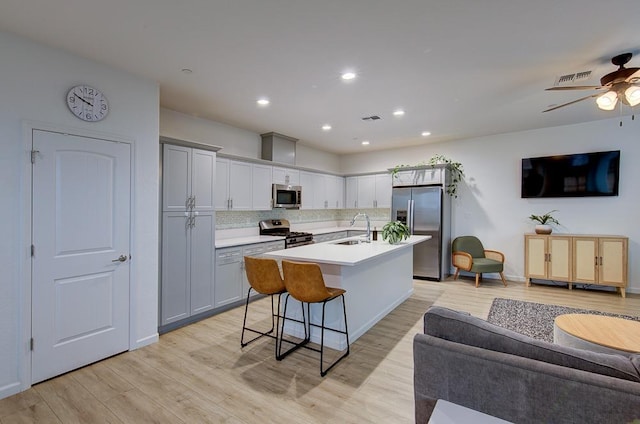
[66, 85, 109, 122]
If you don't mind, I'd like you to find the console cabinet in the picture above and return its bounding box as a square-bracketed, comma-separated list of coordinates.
[524, 234, 628, 297]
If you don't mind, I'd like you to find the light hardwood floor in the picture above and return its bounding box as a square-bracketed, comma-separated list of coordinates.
[1, 278, 639, 423]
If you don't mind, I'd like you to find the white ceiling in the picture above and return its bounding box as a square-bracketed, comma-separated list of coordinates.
[1, 0, 639, 154]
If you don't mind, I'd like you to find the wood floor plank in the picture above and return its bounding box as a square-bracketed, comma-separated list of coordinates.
[34, 374, 122, 423]
[3, 279, 639, 423]
[0, 401, 62, 424]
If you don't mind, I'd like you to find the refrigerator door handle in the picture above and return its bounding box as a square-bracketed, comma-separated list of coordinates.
[408, 199, 414, 234]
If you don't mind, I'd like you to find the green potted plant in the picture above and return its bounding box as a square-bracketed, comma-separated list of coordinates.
[382, 221, 410, 244]
[529, 210, 560, 234]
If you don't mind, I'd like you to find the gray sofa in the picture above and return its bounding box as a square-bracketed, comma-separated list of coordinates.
[414, 306, 640, 424]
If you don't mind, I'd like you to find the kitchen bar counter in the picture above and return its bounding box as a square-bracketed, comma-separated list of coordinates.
[264, 235, 430, 349]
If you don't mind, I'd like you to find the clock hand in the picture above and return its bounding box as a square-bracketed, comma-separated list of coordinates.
[74, 94, 94, 107]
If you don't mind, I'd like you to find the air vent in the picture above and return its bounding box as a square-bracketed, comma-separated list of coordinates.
[554, 70, 592, 86]
[361, 115, 381, 121]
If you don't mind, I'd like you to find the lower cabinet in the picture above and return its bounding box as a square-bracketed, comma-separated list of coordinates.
[161, 211, 215, 326]
[215, 240, 286, 308]
[524, 234, 628, 297]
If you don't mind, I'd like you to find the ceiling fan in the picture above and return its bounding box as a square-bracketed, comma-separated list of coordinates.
[543, 52, 640, 112]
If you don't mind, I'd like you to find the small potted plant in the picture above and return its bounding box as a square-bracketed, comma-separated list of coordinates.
[529, 210, 560, 234]
[382, 221, 411, 244]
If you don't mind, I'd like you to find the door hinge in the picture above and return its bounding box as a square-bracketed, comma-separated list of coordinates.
[31, 244, 35, 257]
[31, 150, 39, 164]
[30, 338, 34, 351]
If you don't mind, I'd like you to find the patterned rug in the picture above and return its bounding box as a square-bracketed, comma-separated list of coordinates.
[486, 298, 640, 343]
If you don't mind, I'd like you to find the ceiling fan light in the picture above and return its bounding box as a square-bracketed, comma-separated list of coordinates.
[596, 91, 618, 110]
[625, 85, 640, 107]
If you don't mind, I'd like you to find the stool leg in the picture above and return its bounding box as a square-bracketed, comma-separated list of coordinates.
[319, 294, 350, 377]
[277, 295, 309, 361]
[240, 287, 253, 347]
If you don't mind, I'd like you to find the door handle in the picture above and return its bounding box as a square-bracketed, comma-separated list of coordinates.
[112, 255, 127, 263]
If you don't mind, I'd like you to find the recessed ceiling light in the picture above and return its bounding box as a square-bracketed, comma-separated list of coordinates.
[361, 140, 370, 146]
[393, 109, 405, 116]
[256, 98, 270, 106]
[421, 131, 431, 137]
[322, 124, 332, 131]
[341, 71, 357, 81]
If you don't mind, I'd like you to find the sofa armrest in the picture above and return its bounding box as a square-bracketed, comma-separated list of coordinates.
[414, 333, 640, 424]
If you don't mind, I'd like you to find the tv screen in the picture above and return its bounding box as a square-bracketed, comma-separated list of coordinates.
[521, 150, 620, 198]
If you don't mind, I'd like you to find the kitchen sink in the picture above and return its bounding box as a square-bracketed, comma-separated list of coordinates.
[333, 240, 362, 245]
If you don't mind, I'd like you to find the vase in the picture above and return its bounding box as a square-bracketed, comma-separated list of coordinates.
[534, 224, 552, 234]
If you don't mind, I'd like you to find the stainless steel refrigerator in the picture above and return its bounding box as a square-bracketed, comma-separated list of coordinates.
[392, 185, 451, 280]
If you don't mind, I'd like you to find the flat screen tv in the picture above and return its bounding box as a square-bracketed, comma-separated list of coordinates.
[521, 150, 620, 198]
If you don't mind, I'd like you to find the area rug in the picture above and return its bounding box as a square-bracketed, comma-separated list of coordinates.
[486, 298, 640, 343]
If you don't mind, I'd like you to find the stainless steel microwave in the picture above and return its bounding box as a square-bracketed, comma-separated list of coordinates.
[272, 184, 301, 209]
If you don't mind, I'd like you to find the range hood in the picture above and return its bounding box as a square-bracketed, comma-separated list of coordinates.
[261, 132, 297, 165]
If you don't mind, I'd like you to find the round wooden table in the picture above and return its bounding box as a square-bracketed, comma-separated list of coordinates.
[553, 314, 640, 356]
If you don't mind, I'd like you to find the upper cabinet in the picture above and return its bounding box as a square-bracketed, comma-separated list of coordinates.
[252, 164, 273, 210]
[392, 167, 445, 187]
[216, 159, 272, 211]
[272, 166, 300, 186]
[299, 171, 344, 209]
[162, 144, 216, 212]
[345, 173, 392, 209]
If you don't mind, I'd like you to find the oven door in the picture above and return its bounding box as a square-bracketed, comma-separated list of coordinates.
[273, 184, 301, 209]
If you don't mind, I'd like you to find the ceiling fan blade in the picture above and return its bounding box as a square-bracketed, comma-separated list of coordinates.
[542, 93, 601, 112]
[545, 85, 604, 91]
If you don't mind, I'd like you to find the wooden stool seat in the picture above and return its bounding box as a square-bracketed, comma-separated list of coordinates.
[280, 260, 350, 376]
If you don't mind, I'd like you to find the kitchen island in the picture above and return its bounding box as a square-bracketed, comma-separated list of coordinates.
[264, 235, 429, 349]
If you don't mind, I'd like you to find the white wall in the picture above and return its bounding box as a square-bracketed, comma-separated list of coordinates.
[160, 108, 341, 173]
[341, 118, 640, 292]
[0, 31, 159, 399]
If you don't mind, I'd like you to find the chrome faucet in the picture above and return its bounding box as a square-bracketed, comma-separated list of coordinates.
[350, 212, 371, 242]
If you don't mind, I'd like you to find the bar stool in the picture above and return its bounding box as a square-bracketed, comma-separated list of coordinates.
[241, 256, 287, 357]
[279, 260, 350, 376]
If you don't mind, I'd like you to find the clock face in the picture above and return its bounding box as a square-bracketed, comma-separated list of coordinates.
[66, 85, 109, 122]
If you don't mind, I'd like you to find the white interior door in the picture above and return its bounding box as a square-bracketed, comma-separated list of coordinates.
[32, 130, 131, 384]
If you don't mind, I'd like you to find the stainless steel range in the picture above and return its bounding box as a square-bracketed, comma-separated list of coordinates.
[259, 219, 314, 248]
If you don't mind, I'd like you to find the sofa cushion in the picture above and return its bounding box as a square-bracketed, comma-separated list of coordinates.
[423, 306, 640, 383]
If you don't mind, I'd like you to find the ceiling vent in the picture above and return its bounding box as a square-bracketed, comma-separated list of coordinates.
[361, 115, 381, 121]
[261, 132, 297, 165]
[553, 70, 592, 86]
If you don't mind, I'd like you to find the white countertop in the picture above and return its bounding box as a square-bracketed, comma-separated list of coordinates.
[215, 226, 370, 248]
[264, 235, 430, 266]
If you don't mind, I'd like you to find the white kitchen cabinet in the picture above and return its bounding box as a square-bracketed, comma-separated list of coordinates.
[163, 144, 215, 212]
[161, 211, 215, 326]
[299, 172, 343, 209]
[374, 173, 392, 208]
[216, 158, 270, 211]
[345, 177, 358, 208]
[392, 167, 445, 187]
[272, 166, 300, 185]
[215, 240, 286, 308]
[345, 173, 391, 209]
[252, 163, 273, 210]
[161, 143, 216, 328]
[214, 246, 243, 308]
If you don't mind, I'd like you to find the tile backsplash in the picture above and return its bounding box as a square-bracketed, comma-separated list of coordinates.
[216, 208, 391, 229]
